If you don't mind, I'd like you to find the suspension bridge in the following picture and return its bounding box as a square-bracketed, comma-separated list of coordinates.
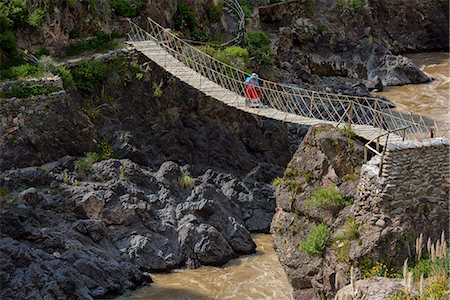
[126, 17, 448, 145]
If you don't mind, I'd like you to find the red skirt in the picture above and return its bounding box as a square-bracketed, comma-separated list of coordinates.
[245, 85, 261, 99]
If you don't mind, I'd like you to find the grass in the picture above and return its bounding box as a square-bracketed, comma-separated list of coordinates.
[340, 124, 356, 139]
[299, 223, 330, 256]
[342, 172, 358, 182]
[179, 172, 195, 189]
[74, 152, 100, 173]
[304, 184, 351, 210]
[0, 187, 11, 197]
[1, 63, 48, 80]
[272, 177, 282, 187]
[153, 81, 163, 97]
[336, 218, 360, 241]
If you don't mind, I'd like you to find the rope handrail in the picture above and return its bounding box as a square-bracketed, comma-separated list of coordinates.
[127, 18, 450, 140]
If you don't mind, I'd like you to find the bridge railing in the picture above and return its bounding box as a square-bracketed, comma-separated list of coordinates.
[127, 18, 449, 140]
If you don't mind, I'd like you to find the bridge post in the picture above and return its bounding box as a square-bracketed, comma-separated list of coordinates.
[347, 102, 353, 129]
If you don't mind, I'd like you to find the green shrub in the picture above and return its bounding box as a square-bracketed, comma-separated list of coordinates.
[0, 0, 27, 28]
[335, 218, 360, 241]
[215, 46, 249, 70]
[300, 223, 330, 255]
[63, 32, 117, 57]
[27, 8, 45, 28]
[305, 184, 350, 210]
[245, 31, 274, 66]
[0, 187, 11, 196]
[179, 172, 195, 189]
[340, 124, 356, 138]
[0, 83, 56, 98]
[351, 0, 365, 10]
[74, 152, 100, 173]
[2, 63, 47, 80]
[34, 47, 50, 58]
[109, 0, 137, 17]
[272, 177, 282, 187]
[174, 0, 197, 30]
[152, 81, 163, 97]
[101, 140, 113, 159]
[163, 107, 180, 126]
[72, 60, 110, 92]
[55, 66, 74, 89]
[0, 30, 25, 70]
[240, 0, 253, 17]
[206, 1, 223, 23]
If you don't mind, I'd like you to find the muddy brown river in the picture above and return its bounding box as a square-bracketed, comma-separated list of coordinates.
[120, 53, 448, 300]
[376, 52, 449, 124]
[119, 234, 292, 300]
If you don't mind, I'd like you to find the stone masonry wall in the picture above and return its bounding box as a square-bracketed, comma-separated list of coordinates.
[356, 138, 449, 239]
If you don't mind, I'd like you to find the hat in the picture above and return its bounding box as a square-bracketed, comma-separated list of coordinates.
[251, 73, 258, 79]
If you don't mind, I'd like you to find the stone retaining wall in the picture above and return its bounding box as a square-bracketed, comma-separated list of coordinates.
[0, 91, 67, 136]
[357, 138, 449, 237]
[0, 76, 63, 94]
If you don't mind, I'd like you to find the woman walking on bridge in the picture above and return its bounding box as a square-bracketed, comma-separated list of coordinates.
[244, 73, 262, 107]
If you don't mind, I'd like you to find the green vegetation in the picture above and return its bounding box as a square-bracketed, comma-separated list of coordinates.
[109, 0, 138, 17]
[72, 60, 110, 92]
[62, 32, 118, 57]
[153, 81, 163, 97]
[101, 140, 113, 160]
[0, 0, 27, 28]
[340, 124, 356, 138]
[304, 184, 351, 210]
[240, 0, 253, 17]
[272, 177, 282, 187]
[361, 261, 401, 279]
[54, 66, 75, 89]
[299, 223, 330, 255]
[284, 166, 299, 178]
[316, 21, 326, 34]
[286, 180, 302, 195]
[163, 107, 180, 126]
[244, 31, 274, 66]
[206, 1, 223, 23]
[342, 172, 357, 182]
[198, 45, 250, 71]
[336, 218, 360, 241]
[350, 0, 365, 10]
[27, 8, 45, 28]
[0, 83, 58, 98]
[304, 0, 315, 18]
[174, 0, 197, 31]
[179, 172, 195, 189]
[0, 187, 11, 197]
[119, 165, 128, 180]
[301, 171, 313, 183]
[1, 63, 48, 80]
[74, 152, 101, 173]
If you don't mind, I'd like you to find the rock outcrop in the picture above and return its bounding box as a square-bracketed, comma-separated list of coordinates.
[271, 125, 449, 299]
[257, 0, 448, 88]
[0, 156, 282, 298]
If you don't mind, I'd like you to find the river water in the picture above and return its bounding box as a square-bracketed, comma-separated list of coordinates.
[120, 234, 292, 300]
[120, 53, 448, 300]
[376, 52, 449, 124]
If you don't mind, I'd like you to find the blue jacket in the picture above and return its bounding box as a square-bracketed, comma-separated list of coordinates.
[245, 76, 259, 86]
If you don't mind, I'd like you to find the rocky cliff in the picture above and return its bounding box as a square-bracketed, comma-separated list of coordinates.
[271, 124, 449, 299]
[0, 51, 307, 299]
[256, 0, 448, 88]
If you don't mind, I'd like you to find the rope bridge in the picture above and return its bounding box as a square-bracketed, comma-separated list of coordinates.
[126, 18, 449, 143]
